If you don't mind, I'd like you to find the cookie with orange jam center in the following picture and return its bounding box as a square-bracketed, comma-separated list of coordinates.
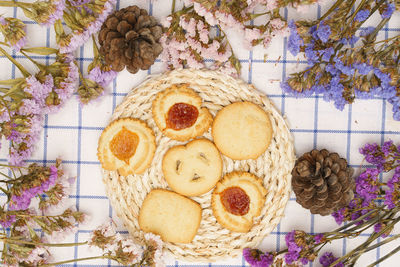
[109, 127, 139, 164]
[212, 171, 267, 232]
[98, 118, 156, 176]
[152, 84, 212, 141]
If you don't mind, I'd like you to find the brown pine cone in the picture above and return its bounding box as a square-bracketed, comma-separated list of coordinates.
[291, 149, 355, 216]
[98, 5, 163, 74]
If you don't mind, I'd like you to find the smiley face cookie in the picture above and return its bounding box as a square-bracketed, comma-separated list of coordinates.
[162, 139, 222, 197]
[97, 118, 156, 176]
[212, 171, 267, 232]
[212, 101, 273, 160]
[152, 84, 213, 141]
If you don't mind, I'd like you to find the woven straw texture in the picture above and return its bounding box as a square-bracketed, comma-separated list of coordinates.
[101, 69, 296, 262]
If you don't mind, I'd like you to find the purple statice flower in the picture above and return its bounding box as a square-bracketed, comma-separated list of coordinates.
[41, 0, 66, 27]
[69, 0, 91, 6]
[40, 53, 78, 114]
[0, 108, 11, 123]
[305, 42, 318, 64]
[382, 140, 394, 156]
[359, 143, 380, 161]
[360, 26, 375, 37]
[384, 168, 400, 209]
[354, 62, 373, 75]
[21, 75, 54, 115]
[259, 253, 274, 267]
[381, 2, 395, 19]
[59, 0, 116, 54]
[0, 214, 16, 228]
[12, 35, 27, 52]
[87, 66, 118, 87]
[332, 208, 345, 225]
[374, 223, 382, 233]
[314, 233, 324, 244]
[280, 79, 316, 98]
[389, 96, 400, 121]
[355, 168, 380, 203]
[325, 64, 340, 76]
[9, 114, 44, 166]
[333, 57, 354, 76]
[355, 9, 370, 22]
[320, 47, 335, 62]
[284, 230, 301, 264]
[316, 21, 331, 43]
[374, 223, 389, 238]
[340, 36, 360, 45]
[287, 20, 303, 56]
[9, 165, 59, 211]
[319, 252, 344, 267]
[323, 75, 347, 111]
[243, 248, 258, 266]
[243, 248, 273, 267]
[374, 68, 391, 88]
[0, 16, 5, 25]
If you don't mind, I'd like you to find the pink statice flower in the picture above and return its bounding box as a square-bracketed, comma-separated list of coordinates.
[59, 0, 116, 53]
[86, 66, 117, 87]
[161, 16, 172, 28]
[144, 233, 165, 267]
[21, 75, 53, 115]
[193, 2, 218, 26]
[55, 54, 79, 102]
[9, 114, 43, 166]
[42, 0, 65, 26]
[244, 28, 262, 49]
[8, 165, 58, 210]
[0, 17, 27, 51]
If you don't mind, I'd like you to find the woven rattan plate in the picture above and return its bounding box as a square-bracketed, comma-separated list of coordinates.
[101, 69, 296, 262]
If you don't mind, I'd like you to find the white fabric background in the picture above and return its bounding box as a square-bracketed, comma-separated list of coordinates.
[0, 0, 399, 266]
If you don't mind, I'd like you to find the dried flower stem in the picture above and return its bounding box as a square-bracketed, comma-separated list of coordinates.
[367, 245, 400, 267]
[39, 255, 110, 267]
[3, 238, 88, 247]
[0, 45, 29, 77]
[172, 0, 176, 13]
[318, 0, 345, 21]
[332, 215, 400, 266]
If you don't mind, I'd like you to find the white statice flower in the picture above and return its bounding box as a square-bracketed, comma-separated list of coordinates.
[145, 232, 165, 267]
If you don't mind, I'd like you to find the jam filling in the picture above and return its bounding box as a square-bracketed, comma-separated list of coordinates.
[220, 186, 250, 216]
[166, 102, 199, 130]
[109, 127, 139, 164]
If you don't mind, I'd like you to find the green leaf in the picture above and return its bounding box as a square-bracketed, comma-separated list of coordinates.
[21, 47, 58, 55]
[0, 78, 25, 85]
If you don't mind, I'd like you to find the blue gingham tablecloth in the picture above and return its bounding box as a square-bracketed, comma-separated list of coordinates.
[1, 0, 400, 266]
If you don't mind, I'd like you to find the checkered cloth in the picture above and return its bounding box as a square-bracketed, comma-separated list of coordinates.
[1, 0, 400, 266]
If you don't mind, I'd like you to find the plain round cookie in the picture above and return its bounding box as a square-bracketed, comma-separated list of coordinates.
[212, 101, 273, 160]
[97, 118, 156, 176]
[139, 189, 202, 243]
[211, 171, 267, 232]
[162, 139, 222, 196]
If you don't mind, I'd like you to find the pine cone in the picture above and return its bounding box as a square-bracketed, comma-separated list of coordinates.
[291, 149, 355, 216]
[98, 5, 163, 74]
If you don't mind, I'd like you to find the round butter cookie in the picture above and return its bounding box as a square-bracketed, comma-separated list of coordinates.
[162, 138, 222, 196]
[97, 118, 156, 176]
[212, 101, 273, 160]
[212, 171, 267, 232]
[152, 84, 213, 141]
